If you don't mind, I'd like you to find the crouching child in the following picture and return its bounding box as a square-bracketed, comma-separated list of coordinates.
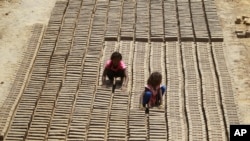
[139, 72, 166, 109]
[102, 51, 129, 90]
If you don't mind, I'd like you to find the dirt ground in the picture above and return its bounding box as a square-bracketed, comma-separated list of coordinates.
[215, 0, 250, 123]
[0, 0, 249, 124]
[0, 0, 58, 105]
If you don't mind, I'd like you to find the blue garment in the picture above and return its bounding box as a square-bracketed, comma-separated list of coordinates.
[143, 85, 166, 106]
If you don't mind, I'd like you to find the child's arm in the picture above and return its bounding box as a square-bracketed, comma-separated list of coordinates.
[123, 68, 129, 87]
[102, 68, 108, 85]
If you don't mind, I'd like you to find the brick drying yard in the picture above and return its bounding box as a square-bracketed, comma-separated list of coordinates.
[0, 0, 250, 140]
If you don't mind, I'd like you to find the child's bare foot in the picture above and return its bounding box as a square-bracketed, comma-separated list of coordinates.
[139, 104, 145, 110]
[101, 80, 106, 86]
[101, 84, 106, 88]
[158, 104, 163, 109]
[120, 85, 127, 92]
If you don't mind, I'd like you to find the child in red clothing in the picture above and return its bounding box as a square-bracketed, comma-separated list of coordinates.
[102, 52, 129, 90]
[139, 72, 166, 109]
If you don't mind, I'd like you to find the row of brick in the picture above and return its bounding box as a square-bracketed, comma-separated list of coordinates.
[149, 42, 167, 140]
[197, 42, 227, 140]
[83, 0, 109, 140]
[166, 41, 187, 140]
[104, 0, 223, 42]
[5, 1, 69, 140]
[0, 24, 44, 140]
[129, 42, 149, 140]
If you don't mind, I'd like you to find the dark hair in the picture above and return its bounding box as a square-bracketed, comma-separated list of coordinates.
[147, 72, 162, 87]
[111, 51, 122, 60]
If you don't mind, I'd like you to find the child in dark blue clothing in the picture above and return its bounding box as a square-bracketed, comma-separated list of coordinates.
[139, 72, 166, 109]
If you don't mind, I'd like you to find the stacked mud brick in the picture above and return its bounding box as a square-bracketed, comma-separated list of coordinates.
[120, 1, 135, 40]
[190, 1, 209, 42]
[44, 0, 84, 140]
[0, 0, 240, 140]
[87, 87, 112, 140]
[106, 41, 133, 140]
[197, 42, 227, 140]
[0, 24, 44, 140]
[212, 42, 239, 133]
[150, 0, 164, 42]
[182, 42, 206, 140]
[177, 1, 194, 41]
[163, 1, 178, 41]
[83, 0, 109, 140]
[107, 88, 129, 140]
[4, 1, 68, 140]
[204, 0, 224, 41]
[149, 42, 167, 140]
[235, 16, 250, 38]
[166, 42, 187, 140]
[105, 1, 122, 41]
[129, 42, 149, 140]
[66, 0, 96, 140]
[135, 0, 149, 42]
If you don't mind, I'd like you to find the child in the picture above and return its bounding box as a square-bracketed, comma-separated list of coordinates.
[139, 72, 166, 109]
[102, 52, 129, 90]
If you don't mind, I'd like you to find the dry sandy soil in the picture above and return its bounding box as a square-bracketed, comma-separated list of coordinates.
[215, 0, 250, 123]
[0, 0, 249, 124]
[0, 0, 59, 105]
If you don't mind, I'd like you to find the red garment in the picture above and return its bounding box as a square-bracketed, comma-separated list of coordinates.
[145, 84, 160, 107]
[105, 60, 126, 72]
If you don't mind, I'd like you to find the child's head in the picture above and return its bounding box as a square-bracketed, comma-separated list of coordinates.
[147, 72, 162, 87]
[111, 51, 122, 67]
